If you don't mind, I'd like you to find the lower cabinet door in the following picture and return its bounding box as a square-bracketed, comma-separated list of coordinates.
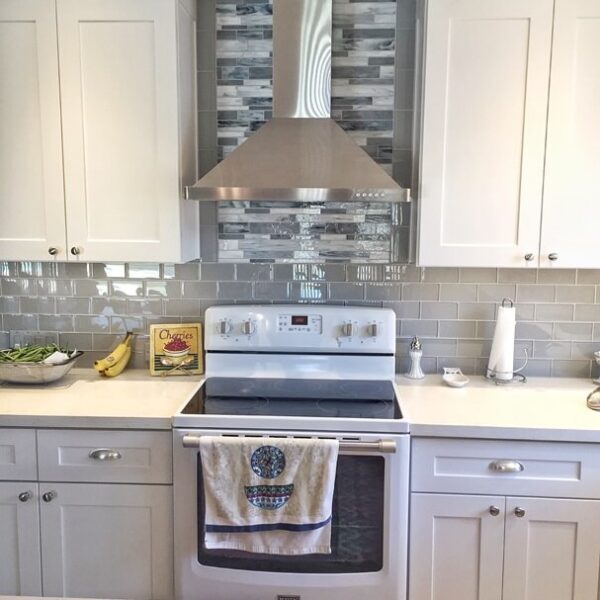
[409, 493, 505, 600]
[503, 497, 600, 600]
[0, 482, 42, 596]
[40, 483, 173, 600]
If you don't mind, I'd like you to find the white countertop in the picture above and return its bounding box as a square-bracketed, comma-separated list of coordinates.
[0, 368, 203, 429]
[1, 370, 600, 442]
[396, 375, 600, 442]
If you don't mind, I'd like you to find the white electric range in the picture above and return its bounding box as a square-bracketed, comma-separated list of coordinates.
[173, 305, 409, 600]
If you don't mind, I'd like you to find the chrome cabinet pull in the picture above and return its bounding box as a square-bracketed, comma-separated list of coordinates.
[70, 246, 81, 256]
[548, 253, 559, 261]
[514, 507, 526, 518]
[18, 491, 32, 502]
[48, 247, 59, 256]
[524, 253, 535, 262]
[89, 448, 122, 461]
[489, 505, 500, 516]
[42, 490, 57, 503]
[489, 460, 524, 473]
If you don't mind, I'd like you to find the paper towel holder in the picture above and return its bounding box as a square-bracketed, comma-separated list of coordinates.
[485, 298, 529, 385]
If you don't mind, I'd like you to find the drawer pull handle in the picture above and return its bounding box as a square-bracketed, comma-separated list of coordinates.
[514, 507, 526, 518]
[489, 505, 500, 517]
[489, 460, 524, 473]
[42, 490, 57, 503]
[18, 491, 32, 502]
[89, 448, 122, 461]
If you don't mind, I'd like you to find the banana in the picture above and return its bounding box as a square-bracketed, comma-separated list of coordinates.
[102, 346, 132, 377]
[94, 332, 133, 373]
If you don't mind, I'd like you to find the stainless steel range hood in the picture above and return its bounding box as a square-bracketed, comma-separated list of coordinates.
[185, 0, 410, 203]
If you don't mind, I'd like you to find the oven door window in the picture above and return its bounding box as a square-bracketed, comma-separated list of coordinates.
[196, 455, 384, 573]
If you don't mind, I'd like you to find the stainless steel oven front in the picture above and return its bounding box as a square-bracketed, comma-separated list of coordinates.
[173, 428, 409, 600]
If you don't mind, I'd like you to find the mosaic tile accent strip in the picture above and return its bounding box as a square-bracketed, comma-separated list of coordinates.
[216, 0, 274, 160]
[332, 0, 397, 176]
[217, 201, 410, 263]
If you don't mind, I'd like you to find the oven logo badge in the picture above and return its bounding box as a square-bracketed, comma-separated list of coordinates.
[245, 445, 293, 510]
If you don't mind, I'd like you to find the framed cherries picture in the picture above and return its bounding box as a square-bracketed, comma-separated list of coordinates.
[149, 323, 203, 376]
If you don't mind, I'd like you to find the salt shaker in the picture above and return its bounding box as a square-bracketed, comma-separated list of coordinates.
[405, 336, 425, 379]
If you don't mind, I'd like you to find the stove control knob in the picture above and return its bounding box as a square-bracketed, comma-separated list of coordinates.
[218, 320, 231, 335]
[241, 320, 256, 335]
[341, 322, 355, 337]
[368, 323, 379, 337]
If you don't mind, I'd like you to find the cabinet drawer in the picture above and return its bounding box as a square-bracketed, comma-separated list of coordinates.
[412, 438, 600, 499]
[37, 430, 172, 484]
[0, 429, 37, 480]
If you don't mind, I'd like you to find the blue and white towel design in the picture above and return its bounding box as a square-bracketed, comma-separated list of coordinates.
[199, 436, 339, 555]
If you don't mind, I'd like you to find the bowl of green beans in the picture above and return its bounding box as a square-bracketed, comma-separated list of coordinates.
[0, 344, 84, 384]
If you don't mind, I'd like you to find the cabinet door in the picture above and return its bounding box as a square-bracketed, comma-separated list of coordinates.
[56, 0, 184, 262]
[540, 0, 600, 268]
[0, 0, 67, 261]
[40, 483, 173, 600]
[418, 0, 553, 267]
[0, 482, 42, 596]
[409, 493, 505, 600]
[503, 497, 600, 600]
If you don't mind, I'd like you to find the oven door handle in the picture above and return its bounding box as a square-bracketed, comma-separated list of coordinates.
[181, 435, 396, 454]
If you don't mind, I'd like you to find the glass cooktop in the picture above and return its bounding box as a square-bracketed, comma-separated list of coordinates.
[181, 377, 401, 420]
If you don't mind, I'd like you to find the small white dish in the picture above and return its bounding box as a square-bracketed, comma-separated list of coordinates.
[442, 367, 470, 388]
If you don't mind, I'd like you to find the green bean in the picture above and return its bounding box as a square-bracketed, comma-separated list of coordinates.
[0, 344, 72, 363]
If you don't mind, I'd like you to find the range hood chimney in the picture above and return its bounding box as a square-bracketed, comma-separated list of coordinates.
[185, 0, 410, 203]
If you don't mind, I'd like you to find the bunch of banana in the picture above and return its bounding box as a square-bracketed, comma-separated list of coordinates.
[94, 332, 133, 377]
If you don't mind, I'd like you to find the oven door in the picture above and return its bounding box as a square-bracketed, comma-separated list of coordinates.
[173, 428, 409, 600]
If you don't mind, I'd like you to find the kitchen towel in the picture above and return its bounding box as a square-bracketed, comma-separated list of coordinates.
[487, 300, 516, 381]
[199, 436, 339, 555]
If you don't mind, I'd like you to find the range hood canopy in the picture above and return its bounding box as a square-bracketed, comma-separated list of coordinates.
[185, 0, 410, 204]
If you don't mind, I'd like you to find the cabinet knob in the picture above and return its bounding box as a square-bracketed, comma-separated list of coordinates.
[48, 247, 59, 256]
[514, 507, 526, 518]
[489, 505, 500, 517]
[524, 253, 534, 262]
[70, 246, 81, 256]
[42, 490, 57, 503]
[89, 448, 122, 461]
[548, 253, 559, 261]
[18, 491, 32, 502]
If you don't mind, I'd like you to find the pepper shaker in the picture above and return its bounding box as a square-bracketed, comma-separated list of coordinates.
[405, 336, 425, 379]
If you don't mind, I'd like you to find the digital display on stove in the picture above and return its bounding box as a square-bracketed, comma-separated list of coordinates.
[291, 315, 308, 325]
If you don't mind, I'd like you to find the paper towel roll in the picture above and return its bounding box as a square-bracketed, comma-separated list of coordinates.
[486, 302, 516, 381]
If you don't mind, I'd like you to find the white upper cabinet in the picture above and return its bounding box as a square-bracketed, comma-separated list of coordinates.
[539, 0, 600, 268]
[0, 0, 199, 263]
[419, 0, 600, 269]
[0, 1, 66, 261]
[418, 0, 554, 267]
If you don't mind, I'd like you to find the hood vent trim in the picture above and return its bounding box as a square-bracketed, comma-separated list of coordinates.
[186, 0, 410, 204]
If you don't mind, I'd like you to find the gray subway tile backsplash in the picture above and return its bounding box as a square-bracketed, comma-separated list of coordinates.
[1, 261, 599, 376]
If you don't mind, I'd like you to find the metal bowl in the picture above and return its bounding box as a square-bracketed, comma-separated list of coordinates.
[0, 351, 84, 384]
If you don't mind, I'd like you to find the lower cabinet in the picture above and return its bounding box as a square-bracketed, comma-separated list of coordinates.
[0, 427, 173, 600]
[40, 483, 173, 600]
[410, 437, 600, 600]
[409, 493, 600, 600]
[0, 482, 42, 596]
[409, 493, 504, 600]
[409, 494, 600, 600]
